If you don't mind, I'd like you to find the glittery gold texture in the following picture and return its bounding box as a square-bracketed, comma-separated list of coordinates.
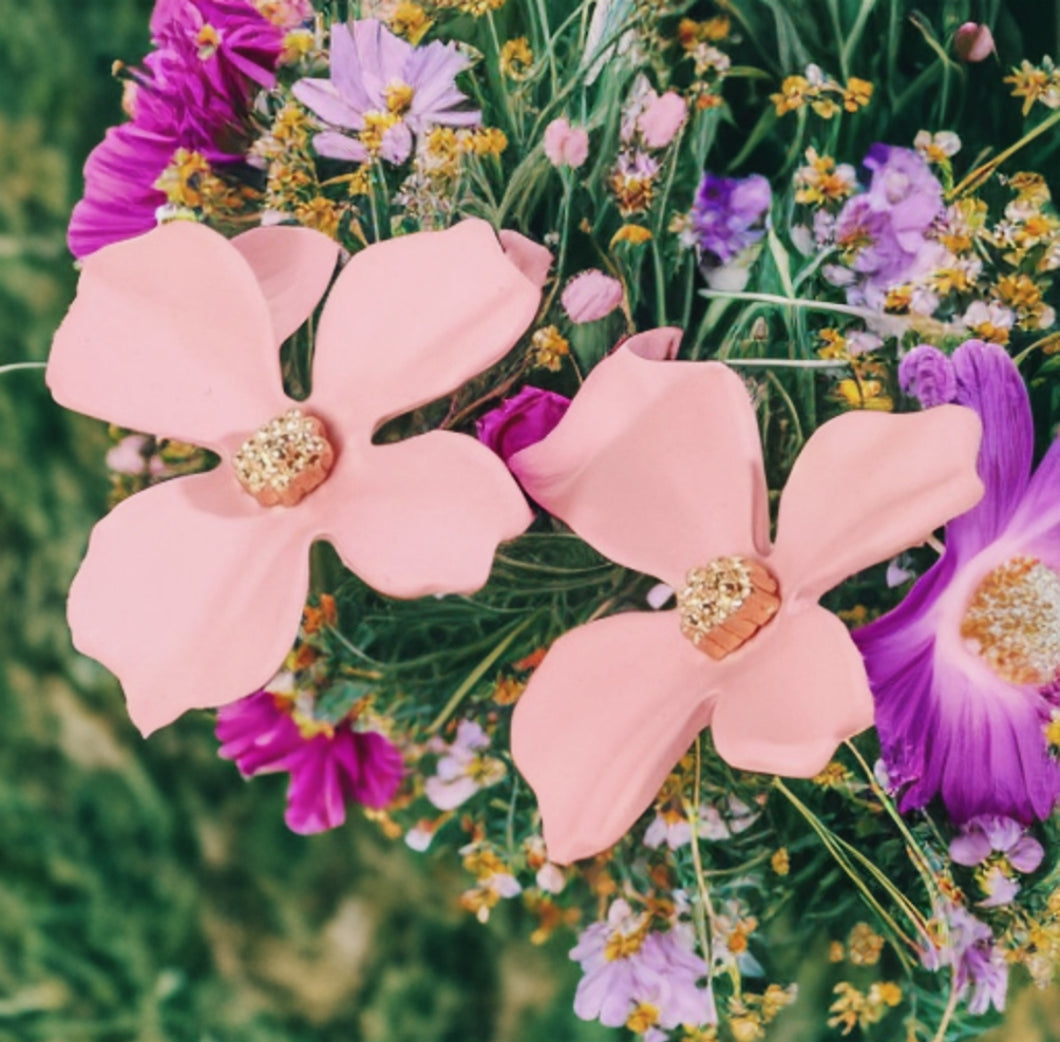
[677, 556, 780, 660]
[233, 408, 334, 508]
[960, 556, 1060, 686]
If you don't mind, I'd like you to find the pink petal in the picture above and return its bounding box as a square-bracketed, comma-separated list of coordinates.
[710, 606, 875, 776]
[48, 221, 288, 453]
[511, 611, 714, 864]
[232, 226, 339, 348]
[307, 220, 548, 436]
[68, 469, 314, 736]
[769, 407, 983, 604]
[312, 431, 532, 597]
[510, 341, 770, 588]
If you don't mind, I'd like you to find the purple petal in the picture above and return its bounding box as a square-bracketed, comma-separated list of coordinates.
[292, 78, 365, 129]
[948, 827, 992, 866]
[1004, 434, 1060, 555]
[312, 130, 370, 162]
[899, 345, 958, 407]
[1007, 834, 1045, 873]
[946, 340, 1034, 560]
[284, 738, 348, 834]
[346, 731, 404, 807]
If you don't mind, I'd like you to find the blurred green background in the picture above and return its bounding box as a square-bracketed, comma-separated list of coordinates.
[1, 2, 1060, 1040]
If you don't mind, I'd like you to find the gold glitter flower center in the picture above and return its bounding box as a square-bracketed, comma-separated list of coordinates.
[960, 556, 1060, 686]
[677, 556, 781, 660]
[233, 408, 335, 508]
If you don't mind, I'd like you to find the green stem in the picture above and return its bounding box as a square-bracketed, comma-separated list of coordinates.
[724, 357, 847, 370]
[532, 0, 559, 96]
[0, 361, 46, 377]
[931, 973, 961, 1042]
[686, 737, 716, 968]
[840, 0, 878, 75]
[427, 619, 534, 733]
[950, 107, 1060, 198]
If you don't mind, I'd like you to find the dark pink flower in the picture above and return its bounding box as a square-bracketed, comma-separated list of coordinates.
[477, 387, 571, 464]
[216, 690, 403, 834]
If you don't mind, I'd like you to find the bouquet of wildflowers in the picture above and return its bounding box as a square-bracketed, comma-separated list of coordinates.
[42, 0, 1060, 1038]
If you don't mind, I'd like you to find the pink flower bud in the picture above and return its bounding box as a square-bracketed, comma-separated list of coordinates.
[543, 118, 590, 168]
[638, 91, 687, 149]
[561, 269, 625, 324]
[954, 22, 995, 63]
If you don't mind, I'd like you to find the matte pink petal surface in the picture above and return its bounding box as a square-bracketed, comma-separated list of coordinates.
[307, 220, 548, 437]
[511, 611, 714, 865]
[709, 606, 875, 776]
[232, 226, 339, 347]
[68, 469, 314, 736]
[312, 431, 532, 598]
[511, 340, 770, 588]
[48, 222, 288, 454]
[769, 407, 983, 604]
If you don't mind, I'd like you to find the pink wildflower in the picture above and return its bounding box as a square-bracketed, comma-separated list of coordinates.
[954, 23, 996, 63]
[638, 90, 687, 149]
[561, 270, 625, 324]
[543, 118, 590, 168]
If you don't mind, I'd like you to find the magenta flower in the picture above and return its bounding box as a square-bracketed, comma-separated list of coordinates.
[571, 899, 716, 1031]
[216, 690, 403, 833]
[149, 0, 283, 100]
[954, 22, 996, 63]
[855, 340, 1060, 826]
[293, 19, 479, 164]
[68, 0, 283, 258]
[477, 387, 572, 465]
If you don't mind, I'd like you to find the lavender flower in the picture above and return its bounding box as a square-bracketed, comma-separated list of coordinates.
[924, 903, 1009, 1014]
[831, 145, 945, 308]
[293, 19, 479, 164]
[424, 720, 506, 810]
[690, 172, 772, 265]
[571, 899, 716, 1031]
[216, 689, 403, 834]
[855, 340, 1060, 826]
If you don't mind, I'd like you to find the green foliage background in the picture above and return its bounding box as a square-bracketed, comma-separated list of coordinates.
[1, 1, 1060, 1040]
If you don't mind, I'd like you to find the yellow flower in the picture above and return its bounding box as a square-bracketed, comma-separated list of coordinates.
[360, 110, 403, 156]
[813, 762, 852, 787]
[611, 224, 653, 247]
[848, 922, 885, 966]
[771, 848, 790, 876]
[155, 149, 213, 208]
[811, 97, 840, 119]
[295, 196, 342, 238]
[391, 1, 433, 43]
[829, 940, 846, 962]
[817, 327, 848, 360]
[499, 37, 534, 80]
[771, 75, 810, 115]
[1005, 59, 1060, 116]
[626, 1003, 660, 1033]
[492, 676, 525, 705]
[843, 77, 874, 111]
[836, 378, 894, 411]
[530, 325, 571, 371]
[280, 28, 316, 64]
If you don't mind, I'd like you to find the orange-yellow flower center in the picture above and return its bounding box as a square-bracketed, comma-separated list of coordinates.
[677, 556, 781, 660]
[196, 24, 223, 60]
[385, 80, 416, 115]
[960, 556, 1060, 686]
[233, 408, 335, 508]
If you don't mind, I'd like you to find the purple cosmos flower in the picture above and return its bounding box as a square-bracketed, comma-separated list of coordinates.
[855, 340, 1060, 826]
[831, 145, 945, 308]
[950, 814, 1044, 906]
[690, 172, 772, 265]
[216, 690, 403, 834]
[292, 19, 480, 164]
[923, 903, 1008, 1014]
[571, 899, 716, 1031]
[477, 387, 571, 465]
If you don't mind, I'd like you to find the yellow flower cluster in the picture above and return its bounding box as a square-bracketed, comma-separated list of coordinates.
[499, 37, 534, 80]
[827, 981, 901, 1035]
[1005, 57, 1060, 115]
[771, 66, 873, 119]
[794, 148, 857, 206]
[154, 149, 254, 218]
[727, 984, 798, 1041]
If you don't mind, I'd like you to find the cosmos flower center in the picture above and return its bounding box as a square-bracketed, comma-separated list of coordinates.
[196, 24, 224, 60]
[677, 556, 781, 660]
[385, 80, 416, 115]
[604, 922, 649, 961]
[233, 407, 335, 508]
[960, 556, 1060, 686]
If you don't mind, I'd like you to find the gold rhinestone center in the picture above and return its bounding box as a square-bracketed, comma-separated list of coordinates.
[960, 556, 1060, 686]
[677, 556, 781, 660]
[233, 408, 335, 508]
